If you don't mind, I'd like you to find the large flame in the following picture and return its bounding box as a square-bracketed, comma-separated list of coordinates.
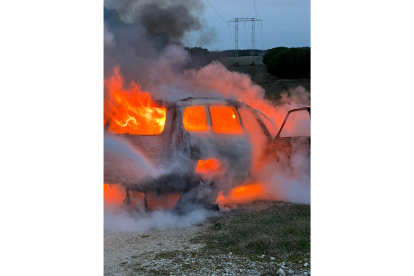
[104, 66, 166, 135]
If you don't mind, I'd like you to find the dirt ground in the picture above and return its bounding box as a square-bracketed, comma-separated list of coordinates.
[104, 202, 310, 276]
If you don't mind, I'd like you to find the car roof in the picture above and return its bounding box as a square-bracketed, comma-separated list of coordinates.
[175, 97, 243, 107]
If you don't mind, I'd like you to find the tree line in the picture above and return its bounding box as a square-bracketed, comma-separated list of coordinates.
[183, 47, 310, 79]
[262, 47, 310, 79]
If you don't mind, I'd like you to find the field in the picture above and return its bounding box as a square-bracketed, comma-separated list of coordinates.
[104, 202, 311, 276]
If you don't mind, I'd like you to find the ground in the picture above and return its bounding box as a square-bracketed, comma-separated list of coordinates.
[104, 201, 310, 276]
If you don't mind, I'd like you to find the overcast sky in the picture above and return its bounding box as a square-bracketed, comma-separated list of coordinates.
[186, 0, 310, 51]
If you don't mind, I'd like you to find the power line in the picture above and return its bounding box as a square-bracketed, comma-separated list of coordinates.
[205, 0, 234, 27]
[156, 0, 228, 30]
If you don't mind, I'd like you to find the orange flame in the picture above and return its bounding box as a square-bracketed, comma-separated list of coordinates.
[104, 184, 127, 205]
[183, 106, 208, 131]
[210, 106, 242, 134]
[195, 159, 221, 174]
[104, 66, 166, 135]
[216, 183, 265, 205]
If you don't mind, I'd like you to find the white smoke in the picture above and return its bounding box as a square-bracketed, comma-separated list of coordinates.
[104, 134, 164, 184]
[104, 205, 215, 233]
[257, 140, 311, 205]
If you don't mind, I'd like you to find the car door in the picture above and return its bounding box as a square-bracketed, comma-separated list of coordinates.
[271, 106, 310, 161]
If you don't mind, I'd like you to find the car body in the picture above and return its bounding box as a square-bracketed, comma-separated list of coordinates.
[104, 97, 310, 207]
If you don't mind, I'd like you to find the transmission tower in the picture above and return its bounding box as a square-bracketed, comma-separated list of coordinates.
[229, 18, 262, 65]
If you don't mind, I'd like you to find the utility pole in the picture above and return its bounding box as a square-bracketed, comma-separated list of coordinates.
[229, 18, 262, 65]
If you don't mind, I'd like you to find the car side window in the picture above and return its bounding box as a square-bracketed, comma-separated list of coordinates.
[209, 106, 242, 134]
[238, 107, 266, 136]
[182, 106, 208, 131]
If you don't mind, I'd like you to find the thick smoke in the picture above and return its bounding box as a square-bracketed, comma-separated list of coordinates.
[103, 0, 216, 85]
[104, 0, 204, 42]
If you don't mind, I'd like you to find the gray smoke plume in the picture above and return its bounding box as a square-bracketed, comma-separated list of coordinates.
[103, 0, 216, 85]
[104, 0, 204, 42]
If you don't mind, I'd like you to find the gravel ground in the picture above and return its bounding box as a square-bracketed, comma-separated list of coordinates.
[104, 203, 311, 276]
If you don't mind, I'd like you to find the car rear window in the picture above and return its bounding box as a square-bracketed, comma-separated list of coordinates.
[183, 106, 208, 131]
[209, 106, 242, 134]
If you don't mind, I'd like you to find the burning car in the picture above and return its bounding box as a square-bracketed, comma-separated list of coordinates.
[104, 92, 310, 211]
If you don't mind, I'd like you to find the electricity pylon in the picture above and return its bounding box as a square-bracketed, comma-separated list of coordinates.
[229, 18, 262, 65]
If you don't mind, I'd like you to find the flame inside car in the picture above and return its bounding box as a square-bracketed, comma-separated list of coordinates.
[210, 106, 242, 134]
[195, 159, 221, 173]
[183, 106, 208, 131]
[104, 66, 166, 135]
[104, 184, 126, 205]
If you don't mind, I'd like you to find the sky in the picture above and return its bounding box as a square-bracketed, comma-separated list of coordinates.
[185, 0, 310, 51]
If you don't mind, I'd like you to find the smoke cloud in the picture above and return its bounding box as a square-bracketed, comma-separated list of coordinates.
[103, 0, 217, 85]
[104, 0, 204, 42]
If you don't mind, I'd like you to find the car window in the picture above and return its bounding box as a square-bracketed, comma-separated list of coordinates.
[108, 107, 166, 135]
[183, 106, 208, 131]
[209, 106, 242, 134]
[238, 107, 265, 135]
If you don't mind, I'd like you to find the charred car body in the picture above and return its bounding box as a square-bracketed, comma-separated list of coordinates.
[104, 97, 310, 210]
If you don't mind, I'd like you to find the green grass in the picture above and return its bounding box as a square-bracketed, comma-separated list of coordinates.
[153, 250, 182, 260]
[192, 203, 310, 261]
